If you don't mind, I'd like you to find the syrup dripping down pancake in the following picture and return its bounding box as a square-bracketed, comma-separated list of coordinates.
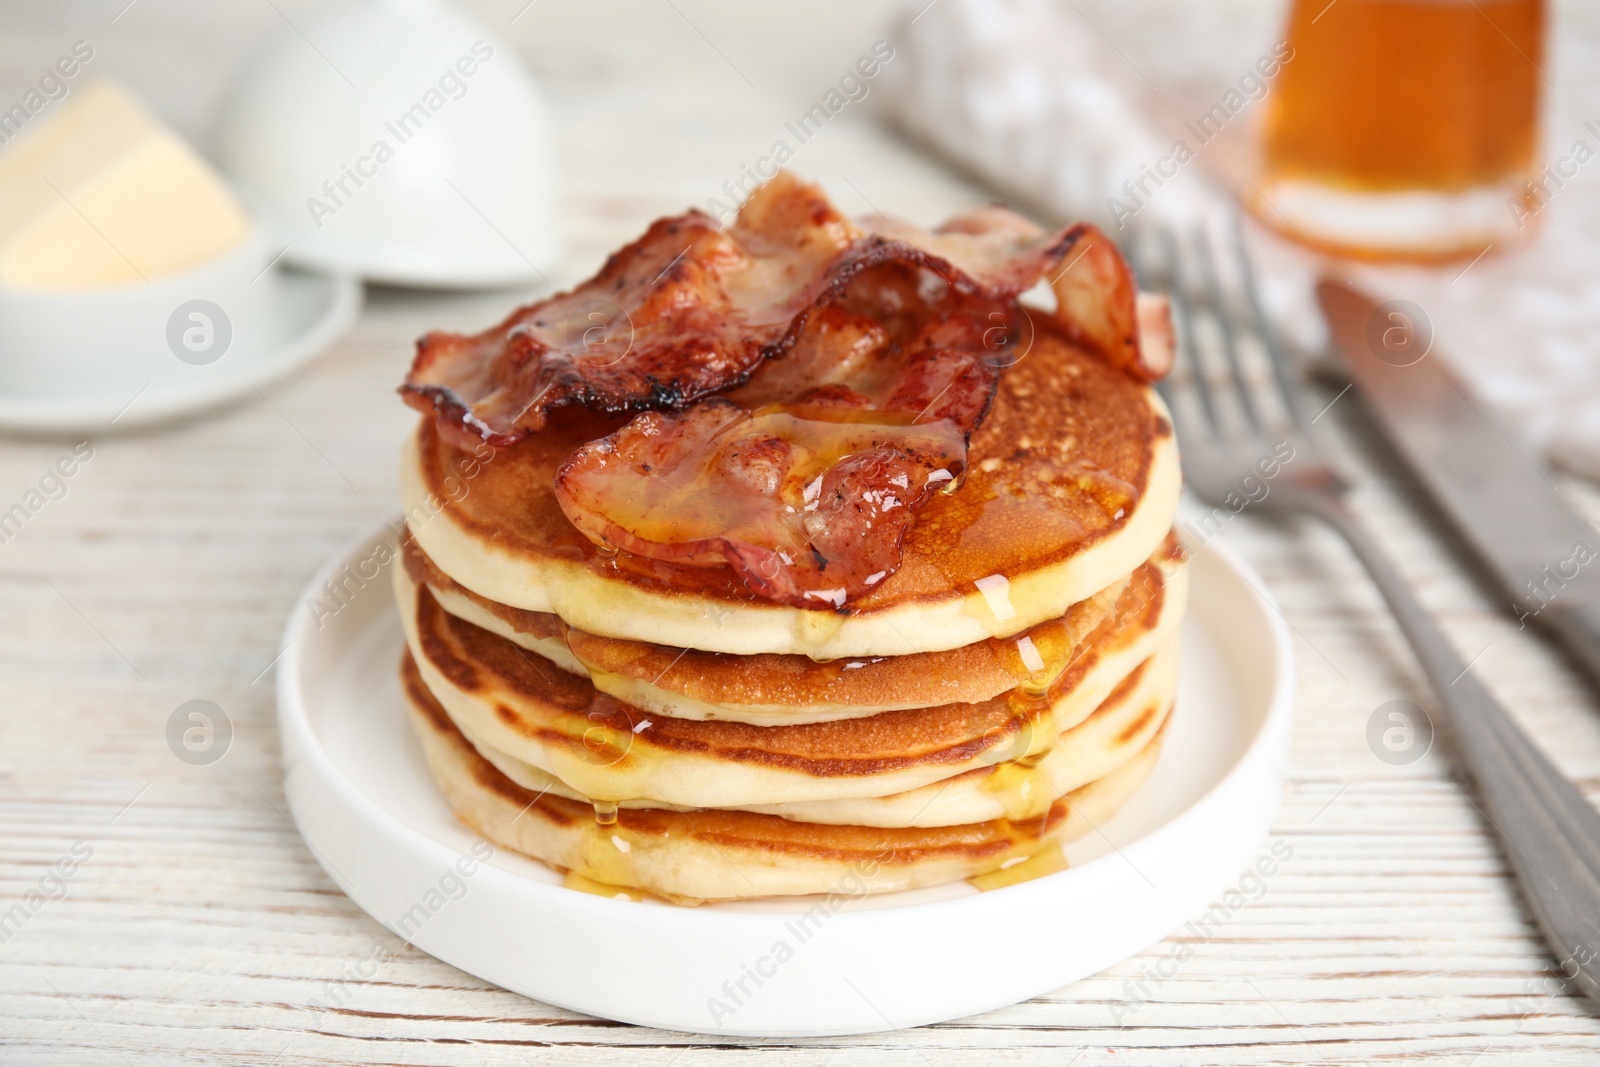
[393, 550, 1185, 809]
[403, 527, 1182, 725]
[402, 649, 1166, 904]
[402, 318, 1180, 659]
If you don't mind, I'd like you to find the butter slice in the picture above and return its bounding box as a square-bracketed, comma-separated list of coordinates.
[0, 81, 250, 290]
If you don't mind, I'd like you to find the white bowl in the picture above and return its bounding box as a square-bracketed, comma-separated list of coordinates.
[0, 222, 287, 400]
[276, 520, 1296, 1037]
[217, 0, 558, 289]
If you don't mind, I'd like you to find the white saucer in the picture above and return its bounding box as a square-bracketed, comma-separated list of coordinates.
[276, 520, 1294, 1037]
[0, 266, 360, 436]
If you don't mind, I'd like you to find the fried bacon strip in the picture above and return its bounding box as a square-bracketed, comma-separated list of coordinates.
[553, 399, 969, 609]
[553, 273, 1013, 608]
[402, 173, 865, 449]
[859, 207, 1171, 381]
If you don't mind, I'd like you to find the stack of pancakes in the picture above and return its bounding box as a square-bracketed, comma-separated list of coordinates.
[394, 319, 1185, 904]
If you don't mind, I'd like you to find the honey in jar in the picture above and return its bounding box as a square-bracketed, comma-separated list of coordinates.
[1252, 0, 1544, 262]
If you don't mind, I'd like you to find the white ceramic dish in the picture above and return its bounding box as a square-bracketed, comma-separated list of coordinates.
[0, 224, 283, 397]
[0, 262, 359, 435]
[277, 519, 1294, 1037]
[218, 0, 557, 289]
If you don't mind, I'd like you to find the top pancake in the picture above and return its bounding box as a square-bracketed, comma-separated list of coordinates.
[403, 318, 1181, 659]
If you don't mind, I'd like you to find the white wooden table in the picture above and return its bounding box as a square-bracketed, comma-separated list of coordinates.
[4, 2, 1600, 1063]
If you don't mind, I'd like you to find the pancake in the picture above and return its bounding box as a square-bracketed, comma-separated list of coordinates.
[404, 527, 1181, 723]
[744, 638, 1175, 827]
[394, 550, 1186, 808]
[401, 534, 589, 677]
[402, 649, 1165, 903]
[402, 319, 1182, 659]
[445, 633, 1177, 828]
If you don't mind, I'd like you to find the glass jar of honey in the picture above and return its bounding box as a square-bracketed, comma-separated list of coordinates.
[1250, 0, 1545, 262]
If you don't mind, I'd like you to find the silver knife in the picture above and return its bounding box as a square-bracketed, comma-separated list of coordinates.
[1316, 278, 1600, 683]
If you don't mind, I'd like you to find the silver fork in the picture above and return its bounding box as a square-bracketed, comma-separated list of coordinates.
[1136, 221, 1600, 1006]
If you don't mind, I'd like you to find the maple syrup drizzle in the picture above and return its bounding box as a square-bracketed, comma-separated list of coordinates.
[975, 587, 1133, 820]
[1069, 463, 1140, 522]
[976, 675, 1056, 820]
[588, 406, 967, 547]
[561, 871, 648, 901]
[968, 842, 1069, 891]
[562, 808, 659, 900]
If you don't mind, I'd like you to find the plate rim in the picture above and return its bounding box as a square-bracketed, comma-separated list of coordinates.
[0, 267, 362, 435]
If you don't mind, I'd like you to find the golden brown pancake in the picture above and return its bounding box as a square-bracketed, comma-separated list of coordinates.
[404, 528, 1182, 723]
[401, 533, 590, 677]
[401, 319, 1181, 658]
[402, 649, 1165, 903]
[394, 550, 1185, 808]
[447, 634, 1177, 828]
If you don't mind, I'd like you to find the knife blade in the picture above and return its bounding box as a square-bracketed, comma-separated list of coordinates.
[1316, 277, 1600, 684]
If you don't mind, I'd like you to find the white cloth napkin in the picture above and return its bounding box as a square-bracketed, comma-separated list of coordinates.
[883, 0, 1600, 479]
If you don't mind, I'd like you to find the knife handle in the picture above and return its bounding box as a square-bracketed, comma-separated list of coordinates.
[1300, 490, 1600, 1004]
[1539, 601, 1600, 690]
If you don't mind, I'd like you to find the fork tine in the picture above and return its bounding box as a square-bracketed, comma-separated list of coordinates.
[1155, 227, 1220, 435]
[1231, 214, 1310, 428]
[1191, 227, 1261, 431]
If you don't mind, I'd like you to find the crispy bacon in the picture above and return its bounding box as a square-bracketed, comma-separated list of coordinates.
[553, 268, 1014, 609]
[1134, 292, 1176, 380]
[1045, 224, 1161, 382]
[861, 208, 1169, 382]
[552, 399, 970, 608]
[402, 173, 866, 449]
[858, 204, 1076, 294]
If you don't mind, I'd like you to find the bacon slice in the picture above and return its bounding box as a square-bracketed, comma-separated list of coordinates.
[553, 267, 1014, 609]
[1134, 292, 1176, 380]
[552, 399, 969, 608]
[858, 205, 1077, 294]
[402, 172, 866, 449]
[861, 208, 1168, 382]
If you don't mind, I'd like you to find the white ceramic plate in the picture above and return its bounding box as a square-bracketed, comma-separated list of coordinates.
[277, 519, 1294, 1037]
[0, 266, 360, 435]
